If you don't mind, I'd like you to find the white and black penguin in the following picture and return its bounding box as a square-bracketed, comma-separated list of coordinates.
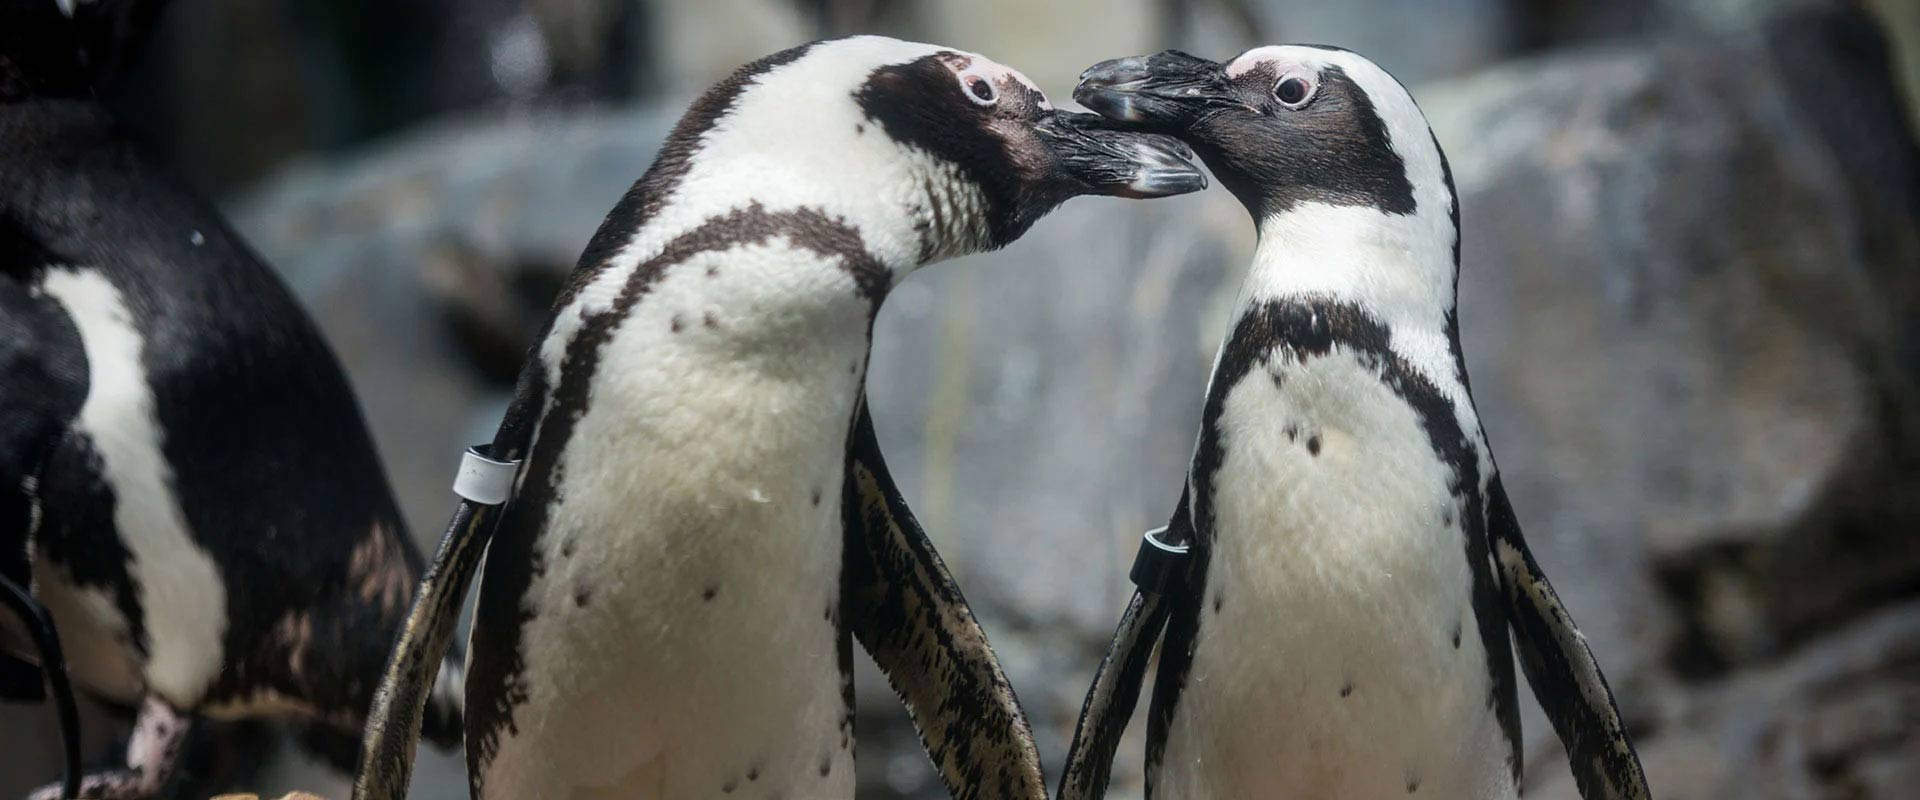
[1062, 46, 1653, 799]
[0, 2, 465, 797]
[351, 34, 1204, 800]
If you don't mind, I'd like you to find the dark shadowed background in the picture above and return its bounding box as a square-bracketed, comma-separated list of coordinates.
[4, 0, 1919, 797]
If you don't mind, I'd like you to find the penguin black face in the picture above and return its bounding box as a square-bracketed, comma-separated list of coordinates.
[855, 47, 1206, 250]
[1075, 46, 1444, 223]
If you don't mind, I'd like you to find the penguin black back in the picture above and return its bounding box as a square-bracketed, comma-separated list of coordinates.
[2, 2, 463, 795]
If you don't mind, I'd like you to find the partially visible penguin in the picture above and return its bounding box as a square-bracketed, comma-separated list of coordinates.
[1066, 47, 1652, 799]
[350, 34, 1205, 800]
[0, 1, 465, 796]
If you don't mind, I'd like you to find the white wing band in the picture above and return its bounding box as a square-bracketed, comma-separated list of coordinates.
[453, 445, 520, 506]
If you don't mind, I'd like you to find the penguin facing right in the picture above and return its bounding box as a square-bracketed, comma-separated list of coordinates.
[1062, 46, 1652, 799]
[354, 34, 1205, 800]
[2, 2, 465, 797]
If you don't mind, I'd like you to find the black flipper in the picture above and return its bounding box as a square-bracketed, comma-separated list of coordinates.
[840, 403, 1047, 799]
[2, 576, 82, 800]
[354, 371, 544, 800]
[1488, 476, 1651, 800]
[1059, 488, 1193, 800]
[1058, 589, 1169, 800]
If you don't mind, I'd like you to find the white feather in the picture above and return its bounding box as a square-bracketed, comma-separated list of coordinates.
[39, 267, 229, 708]
[476, 240, 868, 798]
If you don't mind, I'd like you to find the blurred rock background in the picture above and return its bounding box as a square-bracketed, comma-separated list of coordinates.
[4, 0, 1918, 798]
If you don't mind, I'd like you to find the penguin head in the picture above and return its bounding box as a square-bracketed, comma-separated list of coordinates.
[632, 36, 1205, 270]
[1074, 46, 1455, 244]
[848, 40, 1206, 255]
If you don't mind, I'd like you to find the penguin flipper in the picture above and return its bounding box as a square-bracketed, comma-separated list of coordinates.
[1058, 589, 1170, 800]
[355, 369, 544, 800]
[1488, 477, 1651, 800]
[841, 402, 1047, 800]
[354, 500, 496, 800]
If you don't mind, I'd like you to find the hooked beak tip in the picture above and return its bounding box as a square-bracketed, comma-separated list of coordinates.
[1121, 138, 1208, 198]
[1074, 57, 1156, 121]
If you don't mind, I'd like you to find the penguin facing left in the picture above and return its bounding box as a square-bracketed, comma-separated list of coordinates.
[1064, 46, 1651, 799]
[1, 2, 466, 797]
[352, 34, 1206, 800]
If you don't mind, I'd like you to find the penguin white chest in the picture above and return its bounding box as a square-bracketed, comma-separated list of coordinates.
[476, 243, 868, 798]
[1159, 343, 1514, 800]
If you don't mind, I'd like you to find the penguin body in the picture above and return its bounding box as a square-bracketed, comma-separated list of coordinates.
[1073, 46, 1650, 799]
[467, 217, 877, 797]
[444, 35, 1205, 800]
[1156, 297, 1517, 798]
[1, 3, 463, 796]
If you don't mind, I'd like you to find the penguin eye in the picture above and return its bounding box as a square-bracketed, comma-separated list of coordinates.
[965, 77, 997, 105]
[1275, 75, 1315, 108]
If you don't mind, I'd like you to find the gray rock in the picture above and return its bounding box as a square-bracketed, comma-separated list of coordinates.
[1424, 4, 1920, 795]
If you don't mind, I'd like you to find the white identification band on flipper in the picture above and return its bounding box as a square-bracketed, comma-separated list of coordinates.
[453, 445, 520, 506]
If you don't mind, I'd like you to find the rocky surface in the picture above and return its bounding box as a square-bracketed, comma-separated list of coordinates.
[1429, 5, 1920, 797]
[3, 3, 1914, 799]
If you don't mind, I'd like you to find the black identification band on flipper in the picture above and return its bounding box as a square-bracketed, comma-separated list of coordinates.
[1058, 487, 1194, 800]
[0, 576, 81, 800]
[842, 402, 1049, 799]
[354, 373, 541, 800]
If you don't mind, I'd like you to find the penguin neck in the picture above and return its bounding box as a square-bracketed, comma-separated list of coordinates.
[627, 124, 991, 283]
[1243, 202, 1459, 349]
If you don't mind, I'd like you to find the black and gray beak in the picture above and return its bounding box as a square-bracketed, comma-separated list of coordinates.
[1035, 109, 1206, 198]
[1074, 50, 1232, 131]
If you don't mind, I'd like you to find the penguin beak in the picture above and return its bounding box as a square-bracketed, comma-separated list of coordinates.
[1035, 110, 1207, 199]
[1074, 51, 1234, 132]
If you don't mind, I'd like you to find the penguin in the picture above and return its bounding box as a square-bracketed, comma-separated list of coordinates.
[0, 2, 465, 797]
[350, 34, 1206, 800]
[1060, 46, 1653, 799]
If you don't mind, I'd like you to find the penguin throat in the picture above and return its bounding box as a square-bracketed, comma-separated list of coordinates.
[1243, 201, 1459, 339]
[905, 159, 994, 264]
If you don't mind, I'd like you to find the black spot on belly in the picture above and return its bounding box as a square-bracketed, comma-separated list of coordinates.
[818, 755, 832, 776]
[812, 488, 822, 507]
[1307, 435, 1321, 456]
[573, 586, 591, 607]
[722, 779, 737, 793]
[1407, 778, 1421, 793]
[823, 602, 834, 622]
[560, 537, 576, 557]
[1441, 508, 1454, 527]
[1452, 623, 1462, 649]
[855, 123, 865, 135]
[1212, 593, 1224, 613]
[747, 765, 760, 781]
[706, 266, 719, 277]
[703, 312, 719, 329]
[1340, 682, 1354, 698]
[1284, 424, 1298, 442]
[703, 584, 719, 602]
[670, 315, 685, 333]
